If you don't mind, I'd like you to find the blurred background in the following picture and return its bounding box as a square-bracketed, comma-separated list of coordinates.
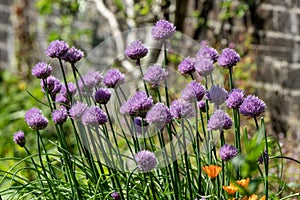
[0, 0, 299, 189]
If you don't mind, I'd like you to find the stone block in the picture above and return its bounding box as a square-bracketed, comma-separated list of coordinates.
[0, 11, 10, 24]
[283, 67, 300, 89]
[0, 48, 8, 62]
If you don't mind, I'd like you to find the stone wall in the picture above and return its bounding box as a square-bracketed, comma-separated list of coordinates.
[0, 0, 12, 70]
[255, 0, 300, 136]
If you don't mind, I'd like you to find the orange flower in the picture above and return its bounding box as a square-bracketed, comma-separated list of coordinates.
[260, 196, 266, 200]
[223, 184, 238, 195]
[242, 194, 266, 200]
[202, 165, 221, 178]
[236, 178, 250, 189]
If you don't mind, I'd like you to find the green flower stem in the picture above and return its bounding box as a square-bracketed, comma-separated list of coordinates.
[163, 41, 170, 107]
[228, 67, 234, 90]
[104, 104, 123, 169]
[58, 58, 73, 105]
[137, 59, 149, 96]
[220, 129, 225, 190]
[149, 172, 157, 200]
[166, 124, 181, 200]
[72, 64, 92, 105]
[254, 116, 259, 130]
[126, 167, 138, 200]
[261, 118, 268, 199]
[181, 119, 193, 200]
[24, 146, 44, 187]
[71, 63, 83, 102]
[194, 103, 202, 195]
[36, 130, 55, 199]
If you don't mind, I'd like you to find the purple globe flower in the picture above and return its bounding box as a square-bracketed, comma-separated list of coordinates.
[146, 103, 173, 129]
[25, 108, 48, 130]
[170, 99, 195, 119]
[151, 19, 176, 41]
[111, 192, 121, 200]
[32, 62, 52, 79]
[135, 150, 157, 172]
[133, 117, 148, 135]
[79, 71, 103, 91]
[143, 64, 168, 88]
[45, 40, 69, 58]
[82, 106, 108, 126]
[178, 57, 196, 75]
[125, 40, 148, 60]
[181, 80, 206, 102]
[217, 48, 240, 68]
[103, 69, 125, 88]
[195, 57, 214, 77]
[60, 82, 77, 97]
[55, 92, 69, 106]
[196, 46, 219, 62]
[52, 108, 68, 125]
[207, 109, 232, 130]
[69, 102, 88, 120]
[62, 46, 84, 63]
[120, 91, 153, 118]
[220, 144, 238, 161]
[207, 85, 228, 107]
[94, 88, 111, 104]
[13, 131, 26, 147]
[41, 76, 62, 96]
[226, 88, 244, 110]
[197, 100, 207, 112]
[239, 95, 266, 118]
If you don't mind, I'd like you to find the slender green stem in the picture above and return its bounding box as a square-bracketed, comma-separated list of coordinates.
[181, 119, 193, 200]
[228, 67, 234, 90]
[163, 41, 170, 107]
[137, 59, 149, 96]
[58, 58, 73, 104]
[261, 118, 268, 199]
[24, 146, 44, 187]
[194, 103, 202, 196]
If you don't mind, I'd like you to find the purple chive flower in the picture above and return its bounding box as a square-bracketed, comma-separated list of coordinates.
[207, 109, 232, 130]
[52, 108, 68, 125]
[135, 150, 157, 172]
[226, 88, 244, 110]
[60, 82, 77, 97]
[82, 106, 108, 126]
[62, 46, 84, 63]
[55, 92, 69, 105]
[195, 57, 214, 77]
[111, 192, 121, 200]
[207, 85, 228, 107]
[103, 69, 126, 88]
[45, 40, 69, 58]
[196, 46, 219, 62]
[69, 102, 88, 120]
[239, 95, 266, 118]
[79, 71, 103, 90]
[25, 108, 48, 130]
[151, 19, 176, 41]
[178, 57, 196, 75]
[41, 76, 62, 95]
[220, 144, 238, 161]
[120, 91, 153, 118]
[143, 64, 168, 88]
[146, 103, 173, 129]
[32, 62, 52, 79]
[258, 150, 269, 164]
[181, 80, 206, 102]
[197, 100, 207, 112]
[13, 131, 26, 147]
[133, 117, 148, 135]
[94, 88, 111, 104]
[125, 40, 148, 60]
[217, 48, 240, 68]
[170, 99, 195, 119]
